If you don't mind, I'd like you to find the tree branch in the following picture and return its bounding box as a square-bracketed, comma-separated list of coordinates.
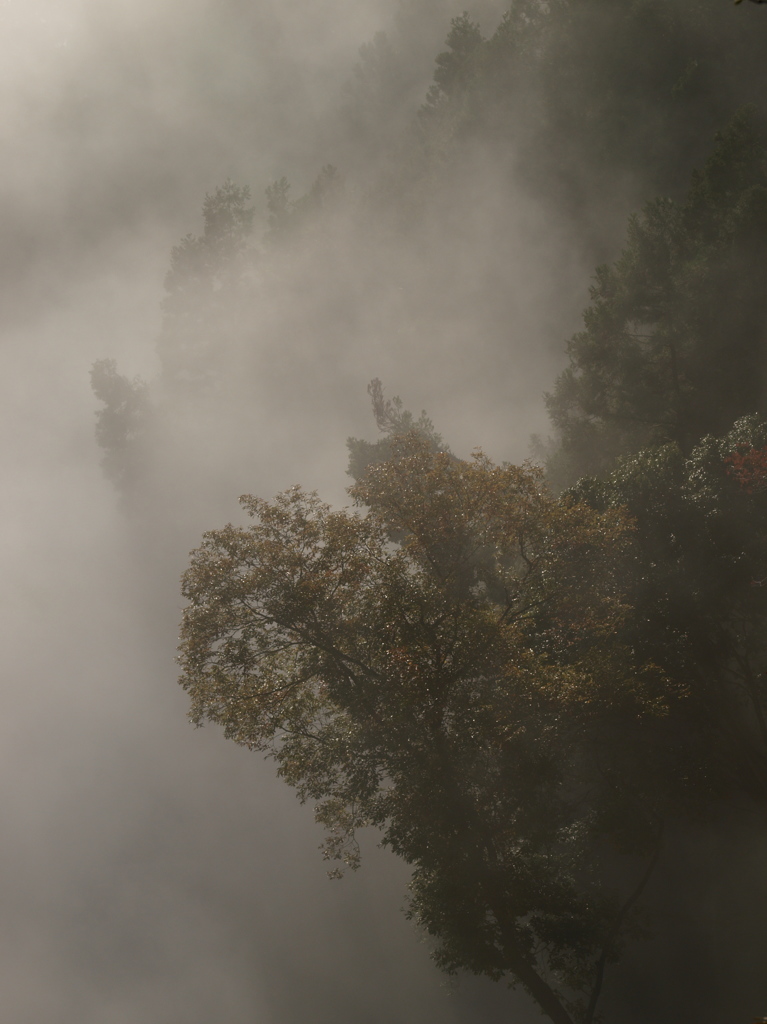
[583, 825, 664, 1024]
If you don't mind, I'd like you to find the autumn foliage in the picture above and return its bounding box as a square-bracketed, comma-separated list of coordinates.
[724, 445, 767, 493]
[178, 432, 670, 1024]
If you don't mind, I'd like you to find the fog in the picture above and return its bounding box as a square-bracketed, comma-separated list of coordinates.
[0, 2, 553, 1021]
[3, 0, 765, 1021]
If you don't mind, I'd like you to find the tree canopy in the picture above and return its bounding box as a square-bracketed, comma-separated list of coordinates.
[177, 418, 679, 1024]
[570, 415, 767, 812]
[546, 110, 767, 485]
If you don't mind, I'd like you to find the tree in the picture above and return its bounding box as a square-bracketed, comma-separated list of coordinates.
[345, 377, 446, 481]
[178, 399, 672, 1024]
[570, 415, 767, 813]
[91, 181, 256, 498]
[423, 11, 484, 109]
[341, 32, 416, 168]
[417, 0, 767, 220]
[545, 110, 767, 486]
[264, 166, 344, 245]
[159, 179, 256, 391]
[90, 358, 151, 494]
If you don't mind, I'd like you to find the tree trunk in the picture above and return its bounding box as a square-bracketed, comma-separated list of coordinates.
[496, 920, 577, 1024]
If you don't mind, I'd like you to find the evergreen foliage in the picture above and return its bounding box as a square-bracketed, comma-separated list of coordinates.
[546, 111, 767, 485]
[346, 378, 446, 482]
[265, 165, 344, 243]
[90, 359, 150, 492]
[417, 0, 767, 215]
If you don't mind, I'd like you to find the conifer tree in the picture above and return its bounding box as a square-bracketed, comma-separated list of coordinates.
[546, 111, 767, 485]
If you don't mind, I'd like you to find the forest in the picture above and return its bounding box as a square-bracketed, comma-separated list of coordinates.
[71, 0, 767, 1020]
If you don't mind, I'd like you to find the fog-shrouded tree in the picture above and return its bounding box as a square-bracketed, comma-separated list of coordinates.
[90, 358, 151, 493]
[158, 179, 256, 392]
[91, 168, 346, 499]
[90, 181, 257, 498]
[544, 110, 767, 487]
[264, 165, 344, 245]
[418, 0, 767, 218]
[177, 390, 679, 1024]
[92, 0, 767, 504]
[341, 31, 420, 170]
[83, 3, 767, 1018]
[345, 377, 446, 482]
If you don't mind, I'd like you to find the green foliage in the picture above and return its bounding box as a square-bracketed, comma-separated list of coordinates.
[345, 31, 402, 110]
[91, 180, 257, 491]
[86, 4, 767, 1016]
[264, 176, 292, 238]
[164, 180, 255, 297]
[92, 0, 767, 499]
[429, 13, 484, 100]
[341, 32, 416, 165]
[546, 111, 767, 484]
[570, 416, 767, 810]
[91, 164, 352, 495]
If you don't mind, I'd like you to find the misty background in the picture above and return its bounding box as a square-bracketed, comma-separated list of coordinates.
[2, 0, 767, 1021]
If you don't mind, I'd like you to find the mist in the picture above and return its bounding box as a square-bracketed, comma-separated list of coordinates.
[3, 0, 767, 1021]
[0, 2, 538, 1021]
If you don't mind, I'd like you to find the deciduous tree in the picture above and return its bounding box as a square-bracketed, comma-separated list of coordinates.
[178, 410, 668, 1024]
